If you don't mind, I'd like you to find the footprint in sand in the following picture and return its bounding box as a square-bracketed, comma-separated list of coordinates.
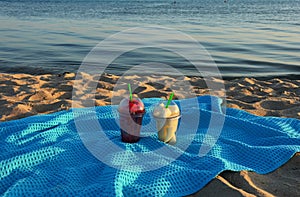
[56, 92, 72, 100]
[0, 85, 16, 96]
[260, 100, 294, 110]
[132, 86, 147, 94]
[146, 82, 165, 90]
[138, 90, 168, 99]
[33, 100, 70, 113]
[238, 95, 263, 103]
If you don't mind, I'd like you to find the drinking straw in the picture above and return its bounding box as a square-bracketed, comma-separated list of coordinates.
[128, 84, 133, 101]
[165, 92, 174, 108]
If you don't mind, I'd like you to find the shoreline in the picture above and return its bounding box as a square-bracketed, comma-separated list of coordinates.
[2, 70, 300, 81]
[0, 72, 299, 196]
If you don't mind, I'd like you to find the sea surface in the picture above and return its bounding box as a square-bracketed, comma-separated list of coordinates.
[0, 0, 300, 77]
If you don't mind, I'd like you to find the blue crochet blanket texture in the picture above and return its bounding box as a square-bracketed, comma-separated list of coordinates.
[0, 96, 299, 196]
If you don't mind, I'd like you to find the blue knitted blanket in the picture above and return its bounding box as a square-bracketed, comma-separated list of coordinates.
[0, 96, 299, 196]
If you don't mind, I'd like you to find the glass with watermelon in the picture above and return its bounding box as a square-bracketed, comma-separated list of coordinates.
[118, 97, 145, 143]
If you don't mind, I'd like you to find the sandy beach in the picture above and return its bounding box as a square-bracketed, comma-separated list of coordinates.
[0, 72, 299, 196]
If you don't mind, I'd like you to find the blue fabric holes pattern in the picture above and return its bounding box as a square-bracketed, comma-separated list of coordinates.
[0, 96, 299, 196]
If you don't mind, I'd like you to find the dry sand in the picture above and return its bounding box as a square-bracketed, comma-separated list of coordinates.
[0, 72, 299, 197]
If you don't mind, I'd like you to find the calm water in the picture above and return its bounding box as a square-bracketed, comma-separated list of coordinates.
[0, 0, 300, 77]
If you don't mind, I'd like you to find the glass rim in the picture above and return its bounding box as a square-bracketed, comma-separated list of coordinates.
[152, 114, 181, 120]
